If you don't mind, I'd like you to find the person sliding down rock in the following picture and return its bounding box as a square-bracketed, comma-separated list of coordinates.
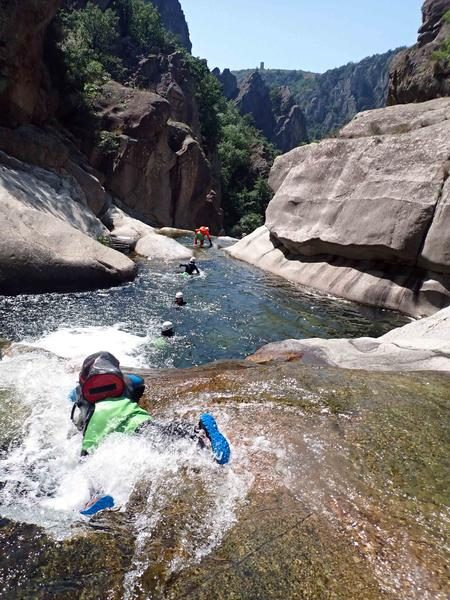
[69, 352, 230, 464]
[179, 257, 200, 275]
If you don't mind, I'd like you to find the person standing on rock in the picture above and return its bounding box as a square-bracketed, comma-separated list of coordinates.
[194, 226, 213, 248]
[179, 257, 200, 275]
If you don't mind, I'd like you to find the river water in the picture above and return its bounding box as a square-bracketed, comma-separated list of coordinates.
[2, 241, 427, 599]
[0, 240, 408, 369]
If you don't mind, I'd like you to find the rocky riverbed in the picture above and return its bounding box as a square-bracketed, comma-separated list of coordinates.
[0, 351, 449, 599]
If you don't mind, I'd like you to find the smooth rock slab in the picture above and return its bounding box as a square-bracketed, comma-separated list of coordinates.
[226, 226, 450, 317]
[267, 106, 450, 265]
[249, 305, 450, 372]
[0, 154, 136, 294]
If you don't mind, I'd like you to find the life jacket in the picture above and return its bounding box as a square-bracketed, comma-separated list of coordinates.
[199, 226, 210, 237]
[81, 397, 151, 454]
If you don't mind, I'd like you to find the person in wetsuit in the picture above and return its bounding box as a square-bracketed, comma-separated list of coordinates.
[174, 292, 187, 307]
[179, 257, 200, 275]
[69, 351, 230, 464]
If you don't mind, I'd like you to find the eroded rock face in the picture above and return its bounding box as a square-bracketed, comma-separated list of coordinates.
[0, 0, 60, 127]
[226, 98, 450, 317]
[272, 87, 308, 152]
[388, 0, 450, 104]
[233, 71, 307, 152]
[212, 68, 239, 100]
[235, 71, 276, 140]
[149, 0, 192, 52]
[91, 82, 218, 232]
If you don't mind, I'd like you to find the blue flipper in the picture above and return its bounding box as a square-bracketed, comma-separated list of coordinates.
[80, 495, 115, 516]
[199, 414, 231, 465]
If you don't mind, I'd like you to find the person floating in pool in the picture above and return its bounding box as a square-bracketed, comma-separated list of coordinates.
[179, 257, 200, 275]
[194, 226, 212, 248]
[69, 351, 230, 463]
[151, 321, 175, 350]
[174, 292, 187, 307]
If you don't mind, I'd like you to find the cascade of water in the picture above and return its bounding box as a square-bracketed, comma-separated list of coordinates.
[0, 349, 254, 588]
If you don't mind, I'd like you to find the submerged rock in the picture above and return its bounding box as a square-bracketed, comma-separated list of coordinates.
[157, 227, 194, 238]
[249, 305, 450, 371]
[1, 360, 448, 599]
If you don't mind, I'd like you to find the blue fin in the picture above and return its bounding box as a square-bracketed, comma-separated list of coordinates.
[80, 495, 115, 516]
[199, 414, 231, 465]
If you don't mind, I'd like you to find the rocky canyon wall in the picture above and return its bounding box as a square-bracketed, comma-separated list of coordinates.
[228, 0, 450, 317]
[0, 0, 221, 294]
[388, 0, 450, 104]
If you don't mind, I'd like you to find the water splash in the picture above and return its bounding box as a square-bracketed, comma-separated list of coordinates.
[0, 349, 254, 592]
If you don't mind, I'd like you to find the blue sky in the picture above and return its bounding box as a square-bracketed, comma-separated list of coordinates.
[181, 0, 424, 73]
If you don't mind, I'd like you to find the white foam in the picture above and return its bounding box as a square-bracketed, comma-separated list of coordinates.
[26, 325, 149, 368]
[0, 350, 254, 570]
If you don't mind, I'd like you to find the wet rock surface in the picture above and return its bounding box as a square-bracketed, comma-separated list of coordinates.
[249, 305, 450, 371]
[1, 360, 448, 599]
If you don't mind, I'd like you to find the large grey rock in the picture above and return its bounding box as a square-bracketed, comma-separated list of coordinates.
[0, 151, 106, 237]
[0, 125, 110, 217]
[228, 99, 450, 316]
[226, 226, 450, 317]
[105, 206, 191, 260]
[249, 305, 450, 372]
[135, 233, 191, 261]
[0, 152, 136, 294]
[266, 100, 450, 265]
[339, 97, 450, 138]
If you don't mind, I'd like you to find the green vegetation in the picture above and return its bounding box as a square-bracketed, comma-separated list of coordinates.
[97, 130, 121, 154]
[58, 1, 277, 233]
[218, 103, 277, 235]
[432, 9, 450, 65]
[60, 0, 176, 102]
[181, 52, 224, 147]
[60, 3, 123, 99]
[97, 234, 112, 247]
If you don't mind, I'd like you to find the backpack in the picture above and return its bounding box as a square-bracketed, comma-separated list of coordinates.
[79, 351, 125, 404]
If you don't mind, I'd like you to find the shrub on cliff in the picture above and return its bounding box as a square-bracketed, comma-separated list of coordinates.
[218, 103, 277, 233]
[60, 0, 176, 98]
[432, 10, 450, 66]
[60, 3, 123, 97]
